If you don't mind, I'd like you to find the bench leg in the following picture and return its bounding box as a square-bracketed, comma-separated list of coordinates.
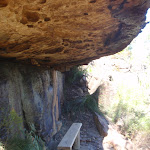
[73, 131, 80, 150]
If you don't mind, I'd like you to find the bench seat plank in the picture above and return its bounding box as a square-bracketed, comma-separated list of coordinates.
[57, 123, 82, 150]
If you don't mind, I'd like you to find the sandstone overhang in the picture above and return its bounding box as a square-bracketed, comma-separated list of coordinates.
[0, 0, 150, 70]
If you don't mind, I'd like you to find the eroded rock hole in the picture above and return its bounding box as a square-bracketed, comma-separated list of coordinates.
[38, 21, 42, 24]
[24, 11, 39, 22]
[84, 13, 88, 15]
[89, 0, 96, 3]
[27, 25, 34, 28]
[39, 0, 46, 4]
[44, 17, 50, 22]
[0, 0, 8, 7]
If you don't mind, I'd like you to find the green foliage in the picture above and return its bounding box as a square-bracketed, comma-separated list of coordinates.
[1, 109, 45, 150]
[106, 84, 150, 137]
[86, 62, 94, 75]
[84, 95, 102, 115]
[4, 123, 45, 150]
[65, 66, 86, 84]
[0, 108, 23, 139]
[63, 94, 103, 116]
[87, 66, 93, 74]
[112, 46, 132, 60]
[5, 137, 35, 150]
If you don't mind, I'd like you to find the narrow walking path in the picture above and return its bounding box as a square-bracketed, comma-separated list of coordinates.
[54, 110, 104, 150]
[51, 109, 134, 150]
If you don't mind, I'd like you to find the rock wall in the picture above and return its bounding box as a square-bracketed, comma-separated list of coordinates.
[0, 61, 64, 145]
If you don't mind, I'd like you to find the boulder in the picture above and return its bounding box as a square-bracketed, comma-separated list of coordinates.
[93, 112, 109, 137]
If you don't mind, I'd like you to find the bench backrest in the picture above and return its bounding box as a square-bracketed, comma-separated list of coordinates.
[57, 123, 82, 150]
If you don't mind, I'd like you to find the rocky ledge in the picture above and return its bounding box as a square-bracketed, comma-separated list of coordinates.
[0, 0, 150, 70]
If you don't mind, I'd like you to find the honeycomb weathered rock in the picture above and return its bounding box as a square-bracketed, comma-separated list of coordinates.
[0, 0, 149, 70]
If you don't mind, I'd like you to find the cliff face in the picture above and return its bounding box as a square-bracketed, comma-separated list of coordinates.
[0, 62, 63, 145]
[0, 0, 150, 70]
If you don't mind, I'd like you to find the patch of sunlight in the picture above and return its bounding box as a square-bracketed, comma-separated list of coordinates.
[146, 8, 150, 22]
[131, 8, 150, 63]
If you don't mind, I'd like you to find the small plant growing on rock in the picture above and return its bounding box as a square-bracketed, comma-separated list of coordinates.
[106, 84, 150, 138]
[0, 109, 45, 150]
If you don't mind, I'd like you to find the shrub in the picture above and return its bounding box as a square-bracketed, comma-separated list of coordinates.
[63, 94, 103, 117]
[0, 108, 23, 140]
[106, 83, 150, 137]
[4, 123, 45, 150]
[84, 95, 102, 115]
[65, 66, 87, 84]
[0, 109, 45, 150]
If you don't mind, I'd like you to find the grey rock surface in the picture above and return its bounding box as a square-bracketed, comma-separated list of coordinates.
[0, 61, 64, 145]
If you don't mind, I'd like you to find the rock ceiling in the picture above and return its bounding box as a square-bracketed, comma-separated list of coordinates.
[0, 0, 150, 70]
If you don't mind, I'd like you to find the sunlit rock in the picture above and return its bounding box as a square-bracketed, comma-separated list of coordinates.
[0, 0, 149, 70]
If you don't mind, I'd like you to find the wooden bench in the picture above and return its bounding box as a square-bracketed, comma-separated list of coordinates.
[57, 123, 82, 150]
